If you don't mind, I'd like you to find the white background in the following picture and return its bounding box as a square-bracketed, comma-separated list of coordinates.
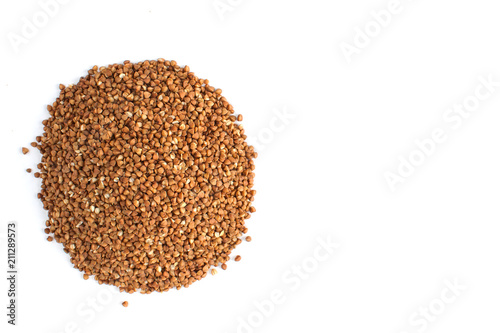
[1, 0, 500, 332]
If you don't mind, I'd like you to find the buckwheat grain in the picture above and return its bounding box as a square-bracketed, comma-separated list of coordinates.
[34, 59, 257, 293]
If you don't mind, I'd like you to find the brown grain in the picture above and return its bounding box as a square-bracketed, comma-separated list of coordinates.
[33, 59, 256, 293]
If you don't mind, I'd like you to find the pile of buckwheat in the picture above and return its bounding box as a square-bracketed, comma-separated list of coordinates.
[33, 59, 256, 293]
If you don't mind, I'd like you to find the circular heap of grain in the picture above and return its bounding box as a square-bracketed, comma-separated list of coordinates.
[36, 59, 256, 293]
